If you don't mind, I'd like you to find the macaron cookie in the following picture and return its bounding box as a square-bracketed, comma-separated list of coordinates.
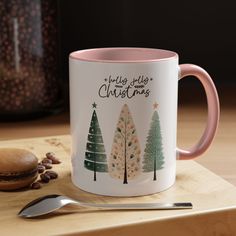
[0, 148, 38, 191]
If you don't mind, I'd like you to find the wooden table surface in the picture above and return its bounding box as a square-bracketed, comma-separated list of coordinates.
[0, 104, 236, 235]
[1, 135, 236, 236]
[0, 104, 235, 186]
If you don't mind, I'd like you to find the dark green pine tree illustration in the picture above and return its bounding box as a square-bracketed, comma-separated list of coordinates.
[84, 102, 108, 181]
[143, 102, 164, 181]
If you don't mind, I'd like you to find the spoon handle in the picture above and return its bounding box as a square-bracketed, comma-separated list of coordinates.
[78, 202, 193, 210]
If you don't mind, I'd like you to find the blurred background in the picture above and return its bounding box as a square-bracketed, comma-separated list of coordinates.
[59, 0, 235, 108]
[0, 0, 235, 121]
[0, 0, 235, 185]
[1, 2, 236, 231]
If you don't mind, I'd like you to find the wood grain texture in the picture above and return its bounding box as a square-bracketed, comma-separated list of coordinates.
[0, 105, 235, 187]
[177, 106, 236, 186]
[0, 135, 236, 236]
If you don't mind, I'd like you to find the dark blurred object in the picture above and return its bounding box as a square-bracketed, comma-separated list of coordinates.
[59, 0, 235, 107]
[0, 0, 63, 120]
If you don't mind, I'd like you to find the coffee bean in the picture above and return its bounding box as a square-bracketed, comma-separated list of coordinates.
[51, 158, 61, 164]
[42, 158, 52, 164]
[45, 152, 55, 159]
[40, 173, 50, 183]
[45, 170, 58, 179]
[37, 164, 46, 173]
[45, 152, 61, 164]
[31, 181, 41, 189]
[42, 163, 53, 169]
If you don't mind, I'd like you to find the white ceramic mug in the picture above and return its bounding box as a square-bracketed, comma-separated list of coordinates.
[69, 47, 219, 196]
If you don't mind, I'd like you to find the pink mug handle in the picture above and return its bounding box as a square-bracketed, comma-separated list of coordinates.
[177, 64, 220, 160]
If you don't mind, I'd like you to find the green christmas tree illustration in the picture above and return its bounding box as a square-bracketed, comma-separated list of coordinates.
[142, 102, 164, 181]
[109, 104, 141, 184]
[84, 102, 108, 181]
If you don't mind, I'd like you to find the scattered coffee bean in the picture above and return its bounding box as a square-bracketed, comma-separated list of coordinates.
[46, 152, 55, 159]
[37, 164, 46, 173]
[30, 152, 62, 189]
[42, 158, 52, 164]
[46, 152, 61, 164]
[45, 170, 58, 179]
[40, 173, 50, 183]
[42, 163, 53, 169]
[51, 158, 61, 164]
[31, 181, 41, 189]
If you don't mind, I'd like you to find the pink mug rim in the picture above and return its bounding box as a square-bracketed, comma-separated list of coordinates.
[69, 47, 178, 63]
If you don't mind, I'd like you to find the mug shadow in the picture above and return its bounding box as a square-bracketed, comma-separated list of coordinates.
[56, 170, 157, 203]
[57, 170, 182, 203]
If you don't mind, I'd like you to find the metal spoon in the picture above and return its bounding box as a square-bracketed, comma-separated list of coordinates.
[18, 194, 193, 218]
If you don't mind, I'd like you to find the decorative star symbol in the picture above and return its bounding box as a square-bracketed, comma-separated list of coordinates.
[153, 102, 158, 109]
[92, 102, 97, 108]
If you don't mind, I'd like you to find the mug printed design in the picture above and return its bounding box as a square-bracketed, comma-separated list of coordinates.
[83, 102, 165, 183]
[98, 75, 152, 99]
[84, 102, 108, 181]
[143, 102, 165, 180]
[109, 104, 141, 184]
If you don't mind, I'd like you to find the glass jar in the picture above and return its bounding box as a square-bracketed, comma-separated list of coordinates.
[0, 0, 62, 120]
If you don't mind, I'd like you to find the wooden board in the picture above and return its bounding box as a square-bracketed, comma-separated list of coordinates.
[0, 135, 236, 236]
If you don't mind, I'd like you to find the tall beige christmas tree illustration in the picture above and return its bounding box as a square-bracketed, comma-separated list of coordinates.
[109, 104, 141, 184]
